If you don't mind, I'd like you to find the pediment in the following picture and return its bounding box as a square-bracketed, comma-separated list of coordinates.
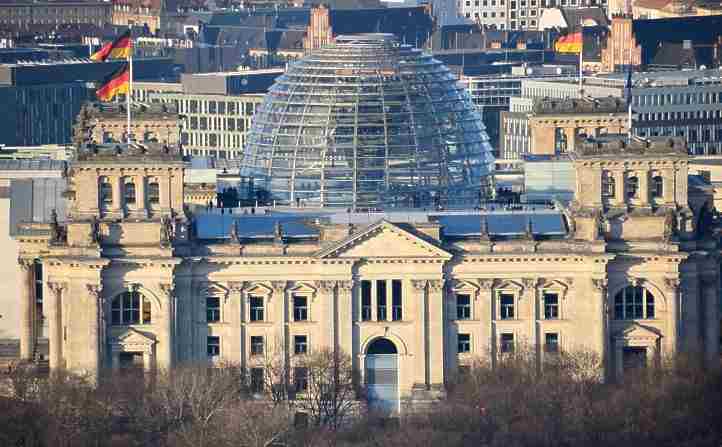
[316, 220, 452, 259]
[114, 328, 156, 346]
[614, 323, 662, 341]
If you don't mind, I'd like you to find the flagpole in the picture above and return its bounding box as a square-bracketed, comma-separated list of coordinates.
[627, 44, 633, 144]
[578, 20, 583, 97]
[127, 26, 132, 145]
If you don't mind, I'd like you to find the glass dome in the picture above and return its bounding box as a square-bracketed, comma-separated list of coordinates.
[241, 34, 495, 209]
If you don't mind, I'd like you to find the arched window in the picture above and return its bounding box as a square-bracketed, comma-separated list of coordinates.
[652, 176, 663, 198]
[111, 290, 152, 325]
[626, 176, 638, 199]
[148, 181, 160, 205]
[99, 177, 112, 208]
[124, 180, 136, 205]
[602, 170, 615, 199]
[614, 285, 655, 320]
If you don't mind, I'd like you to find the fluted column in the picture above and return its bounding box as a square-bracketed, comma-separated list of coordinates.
[228, 281, 245, 366]
[318, 281, 337, 352]
[111, 175, 122, 213]
[337, 281, 353, 358]
[135, 175, 147, 217]
[411, 279, 428, 389]
[665, 278, 680, 357]
[702, 277, 720, 369]
[478, 279, 494, 358]
[159, 283, 174, 371]
[592, 278, 608, 380]
[46, 282, 66, 371]
[427, 279, 445, 387]
[86, 284, 102, 378]
[18, 258, 35, 361]
[270, 281, 288, 358]
[522, 278, 538, 349]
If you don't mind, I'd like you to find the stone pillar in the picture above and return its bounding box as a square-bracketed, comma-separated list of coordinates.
[478, 279, 494, 358]
[411, 279, 429, 389]
[427, 279, 445, 388]
[228, 282, 245, 366]
[135, 174, 147, 218]
[665, 278, 680, 357]
[318, 281, 337, 351]
[592, 278, 608, 380]
[18, 258, 35, 361]
[111, 175, 122, 213]
[46, 282, 66, 371]
[702, 277, 720, 369]
[86, 284, 102, 378]
[614, 171, 625, 206]
[158, 283, 174, 371]
[638, 170, 649, 206]
[522, 278, 538, 349]
[337, 281, 353, 359]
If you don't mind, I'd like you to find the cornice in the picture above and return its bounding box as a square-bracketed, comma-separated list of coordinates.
[459, 254, 613, 264]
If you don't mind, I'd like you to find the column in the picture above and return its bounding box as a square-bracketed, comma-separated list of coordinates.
[522, 278, 538, 349]
[638, 170, 649, 206]
[318, 281, 337, 351]
[18, 258, 34, 361]
[427, 279, 445, 388]
[665, 278, 680, 357]
[478, 279, 494, 358]
[86, 284, 102, 378]
[337, 281, 353, 359]
[228, 282, 245, 366]
[271, 281, 288, 358]
[46, 282, 66, 371]
[135, 174, 147, 217]
[592, 278, 608, 380]
[411, 280, 428, 389]
[702, 277, 720, 369]
[159, 283, 174, 371]
[614, 171, 625, 207]
[111, 175, 122, 213]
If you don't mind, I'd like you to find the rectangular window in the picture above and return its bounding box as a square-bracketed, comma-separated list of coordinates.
[148, 182, 159, 204]
[361, 280, 372, 321]
[250, 367, 264, 393]
[207, 336, 220, 358]
[500, 293, 515, 319]
[392, 279, 403, 321]
[458, 333, 471, 353]
[294, 335, 308, 355]
[543, 293, 559, 319]
[457, 294, 471, 320]
[294, 367, 308, 393]
[500, 333, 515, 353]
[250, 336, 264, 356]
[206, 296, 220, 322]
[250, 296, 264, 322]
[293, 296, 308, 321]
[545, 333, 559, 353]
[377, 280, 387, 321]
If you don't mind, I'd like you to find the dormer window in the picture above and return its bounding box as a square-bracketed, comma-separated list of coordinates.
[626, 176, 638, 199]
[652, 175, 663, 198]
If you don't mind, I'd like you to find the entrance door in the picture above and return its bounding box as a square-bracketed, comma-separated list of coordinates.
[622, 347, 647, 371]
[365, 338, 398, 415]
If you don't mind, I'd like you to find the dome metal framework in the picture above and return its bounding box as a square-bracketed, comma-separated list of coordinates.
[241, 34, 495, 209]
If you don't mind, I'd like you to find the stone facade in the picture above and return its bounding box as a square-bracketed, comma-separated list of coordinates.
[13, 137, 720, 410]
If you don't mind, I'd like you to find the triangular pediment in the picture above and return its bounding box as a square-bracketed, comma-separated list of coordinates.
[614, 323, 662, 340]
[316, 220, 452, 259]
[114, 328, 156, 346]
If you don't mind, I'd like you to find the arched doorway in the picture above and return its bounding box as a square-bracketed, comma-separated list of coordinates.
[365, 338, 399, 415]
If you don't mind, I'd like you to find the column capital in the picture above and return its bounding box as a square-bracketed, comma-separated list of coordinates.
[336, 280, 353, 292]
[317, 281, 337, 293]
[664, 277, 680, 291]
[427, 279, 444, 292]
[592, 278, 608, 292]
[521, 278, 537, 292]
[17, 257, 34, 271]
[477, 278, 495, 290]
[227, 281, 245, 293]
[411, 279, 427, 291]
[47, 282, 67, 294]
[159, 283, 174, 297]
[86, 284, 102, 298]
[270, 280, 287, 294]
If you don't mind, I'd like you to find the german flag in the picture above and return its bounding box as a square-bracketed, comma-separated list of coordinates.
[96, 64, 130, 102]
[554, 31, 582, 54]
[91, 29, 132, 62]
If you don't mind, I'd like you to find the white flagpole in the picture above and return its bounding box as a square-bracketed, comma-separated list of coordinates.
[127, 26, 133, 144]
[578, 21, 583, 96]
[628, 45, 633, 143]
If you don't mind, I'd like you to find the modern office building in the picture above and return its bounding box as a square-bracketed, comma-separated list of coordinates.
[0, 1, 111, 28]
[241, 34, 495, 209]
[458, 1, 610, 30]
[135, 70, 283, 159]
[512, 69, 722, 156]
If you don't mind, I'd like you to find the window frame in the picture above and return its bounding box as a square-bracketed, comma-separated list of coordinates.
[293, 334, 308, 355]
[249, 295, 265, 322]
[499, 332, 515, 354]
[456, 293, 472, 320]
[206, 295, 221, 323]
[250, 335, 264, 356]
[498, 292, 516, 320]
[207, 335, 220, 358]
[293, 295, 308, 322]
[544, 332, 560, 354]
[111, 290, 152, 326]
[457, 333, 471, 354]
[542, 291, 560, 320]
[614, 285, 655, 320]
